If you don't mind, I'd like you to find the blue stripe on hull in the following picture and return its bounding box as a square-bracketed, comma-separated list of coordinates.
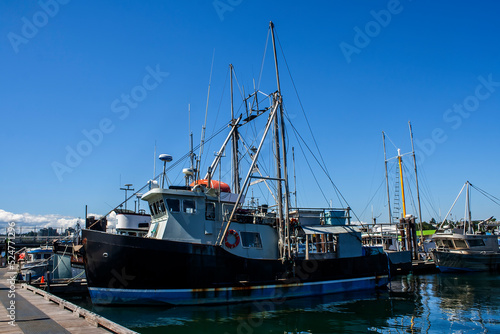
[436, 266, 481, 273]
[88, 275, 389, 306]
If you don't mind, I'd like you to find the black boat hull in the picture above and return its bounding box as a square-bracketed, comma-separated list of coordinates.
[431, 250, 500, 272]
[82, 229, 390, 305]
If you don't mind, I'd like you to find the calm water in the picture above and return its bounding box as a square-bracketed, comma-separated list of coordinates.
[66, 273, 500, 333]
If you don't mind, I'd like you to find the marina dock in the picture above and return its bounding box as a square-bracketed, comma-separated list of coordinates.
[0, 267, 136, 334]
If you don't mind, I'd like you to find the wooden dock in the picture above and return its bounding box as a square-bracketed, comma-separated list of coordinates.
[0, 267, 137, 334]
[412, 259, 439, 274]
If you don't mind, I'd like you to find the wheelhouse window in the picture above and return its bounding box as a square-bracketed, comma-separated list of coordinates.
[468, 239, 486, 247]
[223, 204, 234, 221]
[159, 199, 166, 213]
[166, 199, 180, 212]
[184, 199, 196, 214]
[436, 239, 455, 249]
[241, 232, 263, 248]
[453, 239, 468, 249]
[206, 202, 216, 220]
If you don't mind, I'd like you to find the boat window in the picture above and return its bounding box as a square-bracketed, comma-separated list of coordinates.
[149, 204, 154, 215]
[138, 223, 149, 228]
[166, 199, 180, 212]
[223, 204, 234, 221]
[153, 202, 159, 216]
[155, 201, 165, 214]
[308, 234, 337, 254]
[453, 239, 468, 249]
[206, 202, 216, 220]
[184, 200, 196, 214]
[159, 199, 166, 213]
[468, 239, 486, 247]
[442, 239, 455, 248]
[241, 232, 262, 248]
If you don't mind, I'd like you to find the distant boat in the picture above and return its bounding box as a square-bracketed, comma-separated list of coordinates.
[431, 181, 500, 272]
[81, 22, 390, 306]
[361, 224, 412, 275]
[114, 208, 151, 237]
[20, 246, 53, 280]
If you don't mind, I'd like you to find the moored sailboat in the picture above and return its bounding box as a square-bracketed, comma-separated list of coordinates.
[431, 181, 500, 272]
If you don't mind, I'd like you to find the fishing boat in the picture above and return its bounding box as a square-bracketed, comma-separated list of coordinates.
[431, 181, 500, 272]
[81, 22, 390, 306]
[361, 224, 412, 275]
[19, 246, 53, 280]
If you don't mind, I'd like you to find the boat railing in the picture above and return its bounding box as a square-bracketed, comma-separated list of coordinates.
[289, 207, 351, 226]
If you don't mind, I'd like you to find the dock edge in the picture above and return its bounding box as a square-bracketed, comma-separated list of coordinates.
[21, 283, 138, 334]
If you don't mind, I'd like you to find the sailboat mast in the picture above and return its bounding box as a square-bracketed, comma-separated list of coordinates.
[270, 21, 290, 259]
[189, 104, 195, 184]
[292, 147, 297, 209]
[398, 149, 407, 218]
[466, 181, 472, 234]
[408, 122, 424, 239]
[382, 132, 392, 224]
[230, 64, 240, 194]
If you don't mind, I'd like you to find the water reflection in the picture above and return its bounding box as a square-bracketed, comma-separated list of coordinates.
[65, 273, 500, 333]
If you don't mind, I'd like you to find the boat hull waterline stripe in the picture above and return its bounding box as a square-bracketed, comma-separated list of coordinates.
[88, 275, 389, 305]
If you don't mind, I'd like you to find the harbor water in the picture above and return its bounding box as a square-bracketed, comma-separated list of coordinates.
[66, 272, 500, 333]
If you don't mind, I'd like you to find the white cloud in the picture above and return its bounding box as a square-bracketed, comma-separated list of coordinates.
[0, 209, 114, 233]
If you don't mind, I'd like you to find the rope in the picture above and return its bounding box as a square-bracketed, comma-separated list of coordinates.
[89, 123, 230, 228]
[257, 26, 270, 90]
[470, 183, 500, 207]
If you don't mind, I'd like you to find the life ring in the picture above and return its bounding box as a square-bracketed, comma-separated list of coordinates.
[224, 230, 240, 249]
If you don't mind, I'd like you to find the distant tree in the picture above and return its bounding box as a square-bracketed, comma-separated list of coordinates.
[420, 221, 434, 230]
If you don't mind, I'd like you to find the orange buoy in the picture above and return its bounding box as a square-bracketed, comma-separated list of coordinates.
[40, 275, 45, 283]
[224, 230, 240, 249]
[190, 179, 231, 193]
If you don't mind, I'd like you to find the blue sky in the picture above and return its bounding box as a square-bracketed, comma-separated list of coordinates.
[1, 0, 500, 230]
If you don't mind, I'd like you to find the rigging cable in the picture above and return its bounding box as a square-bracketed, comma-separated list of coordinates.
[201, 67, 230, 176]
[284, 113, 366, 227]
[274, 29, 329, 177]
[257, 26, 271, 90]
[470, 183, 500, 207]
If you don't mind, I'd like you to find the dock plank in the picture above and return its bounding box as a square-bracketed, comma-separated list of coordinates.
[0, 268, 136, 334]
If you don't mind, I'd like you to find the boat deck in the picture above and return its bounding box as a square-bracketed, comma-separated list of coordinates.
[0, 267, 136, 334]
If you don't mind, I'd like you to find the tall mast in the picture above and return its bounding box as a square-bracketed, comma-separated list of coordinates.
[409, 122, 424, 239]
[292, 147, 297, 209]
[187, 104, 195, 185]
[398, 149, 407, 218]
[382, 132, 392, 225]
[230, 64, 240, 193]
[466, 181, 472, 234]
[270, 21, 290, 259]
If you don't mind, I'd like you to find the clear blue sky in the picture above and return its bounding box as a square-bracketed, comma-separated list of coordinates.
[1, 0, 500, 230]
